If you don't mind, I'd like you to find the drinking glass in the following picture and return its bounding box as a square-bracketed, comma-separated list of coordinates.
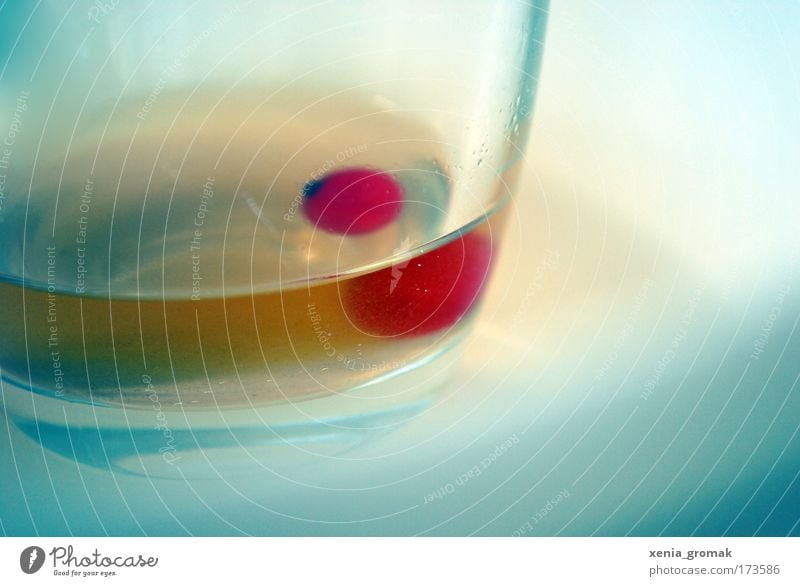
[0, 0, 548, 476]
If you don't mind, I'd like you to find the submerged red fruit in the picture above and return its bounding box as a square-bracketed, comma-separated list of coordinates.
[343, 231, 494, 336]
[301, 167, 404, 235]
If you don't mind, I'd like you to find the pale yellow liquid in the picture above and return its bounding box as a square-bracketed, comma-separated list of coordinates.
[0, 88, 509, 409]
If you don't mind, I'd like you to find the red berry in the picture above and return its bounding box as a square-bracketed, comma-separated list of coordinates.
[301, 167, 404, 235]
[343, 231, 494, 336]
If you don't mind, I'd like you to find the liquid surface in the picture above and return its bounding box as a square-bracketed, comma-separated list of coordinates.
[0, 89, 457, 297]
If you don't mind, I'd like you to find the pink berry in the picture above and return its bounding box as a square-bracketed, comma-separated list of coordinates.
[301, 167, 404, 235]
[343, 231, 494, 336]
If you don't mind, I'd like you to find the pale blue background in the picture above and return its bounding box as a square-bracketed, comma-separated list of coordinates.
[2, 1, 799, 535]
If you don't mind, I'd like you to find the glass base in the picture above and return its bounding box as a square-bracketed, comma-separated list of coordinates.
[1, 345, 462, 479]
